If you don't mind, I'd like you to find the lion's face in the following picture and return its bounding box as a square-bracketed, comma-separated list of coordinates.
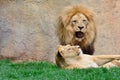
[57, 45, 82, 58]
[70, 13, 88, 40]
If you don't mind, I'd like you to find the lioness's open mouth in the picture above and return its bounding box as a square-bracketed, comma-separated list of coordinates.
[75, 31, 84, 38]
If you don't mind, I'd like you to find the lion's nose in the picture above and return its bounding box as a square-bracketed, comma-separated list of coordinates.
[78, 26, 84, 30]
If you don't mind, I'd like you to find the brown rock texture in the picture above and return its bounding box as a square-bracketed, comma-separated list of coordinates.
[0, 0, 120, 62]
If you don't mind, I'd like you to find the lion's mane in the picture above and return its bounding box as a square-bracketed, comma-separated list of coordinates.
[57, 5, 96, 55]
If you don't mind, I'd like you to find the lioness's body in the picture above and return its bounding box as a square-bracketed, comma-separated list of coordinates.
[55, 45, 120, 69]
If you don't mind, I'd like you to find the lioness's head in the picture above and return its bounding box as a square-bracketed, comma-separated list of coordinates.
[55, 45, 83, 68]
[56, 45, 82, 58]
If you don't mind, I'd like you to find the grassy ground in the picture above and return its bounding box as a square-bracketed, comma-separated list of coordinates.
[0, 60, 120, 80]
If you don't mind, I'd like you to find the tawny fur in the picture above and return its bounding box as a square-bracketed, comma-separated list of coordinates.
[55, 45, 120, 69]
[57, 5, 96, 55]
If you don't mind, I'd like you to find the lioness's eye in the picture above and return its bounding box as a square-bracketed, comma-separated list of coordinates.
[83, 19, 86, 22]
[68, 48, 71, 50]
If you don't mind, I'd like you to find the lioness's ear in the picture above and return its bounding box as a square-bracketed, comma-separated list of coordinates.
[79, 48, 83, 55]
[57, 45, 63, 50]
[76, 45, 80, 48]
[57, 45, 62, 47]
[57, 51, 64, 58]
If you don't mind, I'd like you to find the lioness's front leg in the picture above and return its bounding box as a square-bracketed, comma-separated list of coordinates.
[92, 55, 120, 66]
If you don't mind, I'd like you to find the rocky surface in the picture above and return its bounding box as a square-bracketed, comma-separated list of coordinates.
[0, 0, 120, 62]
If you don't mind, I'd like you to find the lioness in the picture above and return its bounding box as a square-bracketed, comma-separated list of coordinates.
[55, 45, 120, 69]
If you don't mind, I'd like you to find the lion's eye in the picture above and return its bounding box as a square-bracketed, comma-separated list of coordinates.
[72, 20, 77, 23]
[83, 19, 88, 24]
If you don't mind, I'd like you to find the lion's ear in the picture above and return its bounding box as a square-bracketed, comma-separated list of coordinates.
[58, 16, 64, 28]
[61, 16, 67, 27]
[61, 14, 72, 27]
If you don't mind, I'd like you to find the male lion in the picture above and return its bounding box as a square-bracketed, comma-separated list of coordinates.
[57, 5, 96, 55]
[55, 45, 120, 69]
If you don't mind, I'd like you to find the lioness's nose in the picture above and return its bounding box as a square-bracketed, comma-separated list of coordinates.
[78, 26, 84, 30]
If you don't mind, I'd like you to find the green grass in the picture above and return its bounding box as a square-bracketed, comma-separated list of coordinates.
[0, 60, 120, 80]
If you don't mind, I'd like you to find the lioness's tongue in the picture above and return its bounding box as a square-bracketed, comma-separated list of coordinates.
[75, 31, 84, 38]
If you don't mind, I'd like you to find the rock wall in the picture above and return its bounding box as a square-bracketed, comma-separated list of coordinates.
[0, 0, 120, 62]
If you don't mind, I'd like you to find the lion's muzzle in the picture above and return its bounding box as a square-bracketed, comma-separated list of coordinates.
[75, 31, 84, 38]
